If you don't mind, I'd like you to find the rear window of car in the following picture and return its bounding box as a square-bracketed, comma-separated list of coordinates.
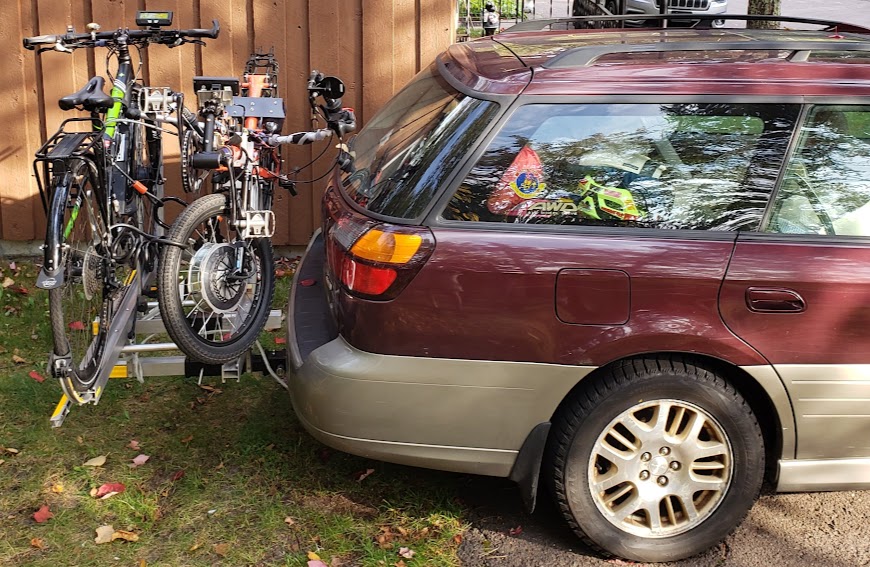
[443, 103, 800, 231]
[341, 64, 499, 220]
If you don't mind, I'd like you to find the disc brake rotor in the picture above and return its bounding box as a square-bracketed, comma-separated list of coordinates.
[188, 243, 248, 313]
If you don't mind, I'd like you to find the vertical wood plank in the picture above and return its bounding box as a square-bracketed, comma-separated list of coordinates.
[361, 1, 393, 125]
[419, 0, 453, 71]
[251, 0, 290, 245]
[0, 0, 41, 240]
[283, 0, 311, 246]
[306, 0, 341, 232]
[200, 0, 248, 77]
[393, 0, 417, 91]
[339, 0, 363, 126]
[37, 0, 92, 138]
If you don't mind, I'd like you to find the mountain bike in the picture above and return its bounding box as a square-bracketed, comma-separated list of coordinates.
[158, 62, 355, 364]
[23, 12, 219, 407]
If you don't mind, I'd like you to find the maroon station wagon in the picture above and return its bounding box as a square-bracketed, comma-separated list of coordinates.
[288, 15, 870, 562]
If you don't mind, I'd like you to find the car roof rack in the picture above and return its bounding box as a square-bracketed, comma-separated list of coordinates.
[544, 39, 870, 68]
[506, 14, 870, 34]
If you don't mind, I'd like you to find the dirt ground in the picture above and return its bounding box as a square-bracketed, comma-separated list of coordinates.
[455, 476, 870, 566]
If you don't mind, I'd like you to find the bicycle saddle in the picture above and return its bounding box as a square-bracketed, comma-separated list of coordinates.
[58, 76, 115, 111]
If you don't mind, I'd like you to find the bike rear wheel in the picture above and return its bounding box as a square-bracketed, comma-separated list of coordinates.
[158, 193, 275, 364]
[47, 162, 110, 391]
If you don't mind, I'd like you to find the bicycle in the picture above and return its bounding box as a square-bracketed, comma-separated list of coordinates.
[158, 62, 356, 364]
[23, 12, 219, 411]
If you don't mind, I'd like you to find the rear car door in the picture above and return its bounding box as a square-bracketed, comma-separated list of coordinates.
[421, 101, 800, 368]
[720, 104, 870, 460]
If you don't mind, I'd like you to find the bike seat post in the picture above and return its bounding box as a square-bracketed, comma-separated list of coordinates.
[202, 105, 217, 152]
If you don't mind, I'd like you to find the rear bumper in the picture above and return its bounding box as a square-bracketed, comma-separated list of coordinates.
[287, 231, 591, 477]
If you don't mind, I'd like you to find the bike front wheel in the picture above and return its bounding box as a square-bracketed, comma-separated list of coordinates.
[158, 193, 275, 364]
[47, 162, 111, 392]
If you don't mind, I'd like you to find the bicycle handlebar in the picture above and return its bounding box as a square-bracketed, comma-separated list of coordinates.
[23, 19, 219, 51]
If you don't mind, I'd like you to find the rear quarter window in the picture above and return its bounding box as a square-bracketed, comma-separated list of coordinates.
[341, 64, 498, 220]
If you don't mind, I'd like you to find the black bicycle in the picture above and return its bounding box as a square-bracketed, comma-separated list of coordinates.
[23, 11, 219, 408]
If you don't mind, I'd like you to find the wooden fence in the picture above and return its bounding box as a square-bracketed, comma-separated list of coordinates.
[0, 0, 455, 246]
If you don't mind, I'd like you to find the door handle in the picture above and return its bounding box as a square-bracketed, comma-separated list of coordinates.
[745, 288, 806, 313]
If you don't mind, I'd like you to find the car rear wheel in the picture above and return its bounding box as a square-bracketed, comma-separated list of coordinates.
[546, 357, 764, 562]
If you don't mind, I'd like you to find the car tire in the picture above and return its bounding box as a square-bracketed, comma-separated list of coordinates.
[545, 356, 764, 562]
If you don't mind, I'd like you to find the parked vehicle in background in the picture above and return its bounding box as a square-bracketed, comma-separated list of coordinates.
[573, 0, 727, 27]
[288, 14, 870, 563]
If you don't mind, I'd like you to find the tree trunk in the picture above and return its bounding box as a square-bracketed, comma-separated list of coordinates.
[747, 0, 781, 29]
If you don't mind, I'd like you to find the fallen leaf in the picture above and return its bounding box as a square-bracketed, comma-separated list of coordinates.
[509, 525, 523, 536]
[0, 460, 5, 466]
[5, 447, 20, 454]
[394, 561, 407, 567]
[138, 559, 146, 567]
[398, 547, 415, 559]
[213, 543, 229, 557]
[50, 483, 64, 494]
[284, 516, 295, 526]
[68, 320, 86, 331]
[307, 551, 322, 561]
[354, 468, 375, 482]
[180, 435, 193, 444]
[89, 488, 98, 498]
[112, 530, 139, 542]
[126, 440, 141, 450]
[13, 286, 29, 295]
[76, 436, 84, 444]
[95, 483, 126, 499]
[2, 277, 14, 288]
[30, 537, 45, 549]
[95, 525, 114, 544]
[12, 354, 26, 364]
[31, 334, 38, 340]
[275, 337, 286, 345]
[170, 470, 185, 482]
[189, 542, 201, 552]
[331, 558, 346, 567]
[9, 261, 16, 271]
[32, 505, 53, 523]
[308, 562, 328, 567]
[130, 454, 149, 468]
[83, 455, 107, 467]
[29, 370, 45, 383]
[453, 533, 463, 545]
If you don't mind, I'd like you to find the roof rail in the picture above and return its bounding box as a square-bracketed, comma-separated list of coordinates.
[543, 39, 870, 68]
[506, 14, 870, 34]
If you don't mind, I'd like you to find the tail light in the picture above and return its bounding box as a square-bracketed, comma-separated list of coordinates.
[323, 188, 435, 301]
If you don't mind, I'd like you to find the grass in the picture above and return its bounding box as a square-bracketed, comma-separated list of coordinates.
[0, 260, 467, 566]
